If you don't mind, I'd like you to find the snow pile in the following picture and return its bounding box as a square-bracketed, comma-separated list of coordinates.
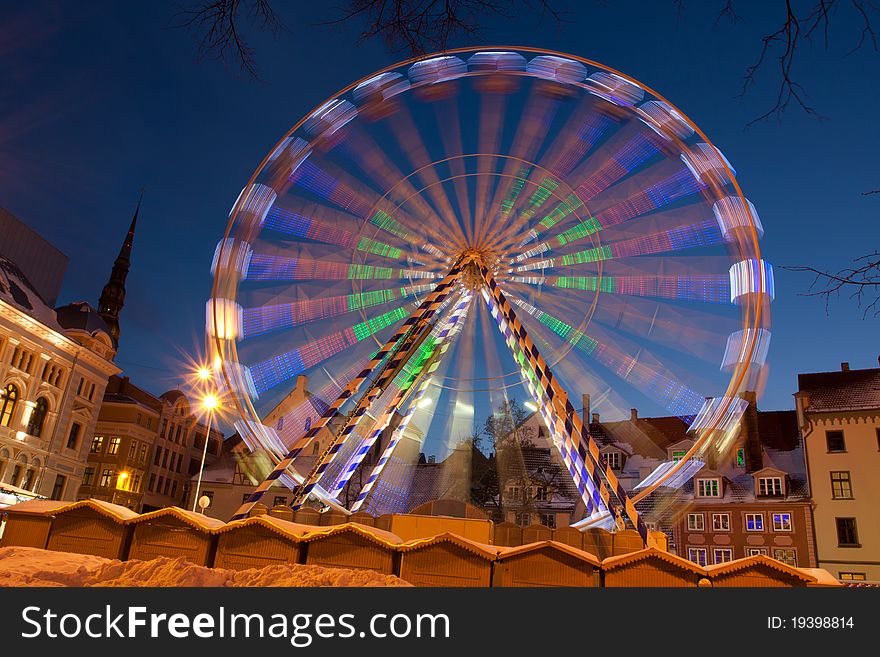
[0, 547, 410, 587]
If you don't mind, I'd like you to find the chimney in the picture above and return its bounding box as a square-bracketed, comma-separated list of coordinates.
[295, 375, 308, 394]
[591, 412, 600, 425]
[581, 393, 591, 421]
[739, 391, 763, 473]
[841, 362, 850, 371]
[630, 408, 638, 422]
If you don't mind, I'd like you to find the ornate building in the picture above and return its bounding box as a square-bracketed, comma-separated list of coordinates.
[0, 206, 124, 505]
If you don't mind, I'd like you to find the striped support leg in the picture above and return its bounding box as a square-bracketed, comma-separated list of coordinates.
[481, 289, 607, 518]
[480, 265, 649, 544]
[288, 265, 468, 511]
[229, 258, 467, 520]
[342, 292, 472, 511]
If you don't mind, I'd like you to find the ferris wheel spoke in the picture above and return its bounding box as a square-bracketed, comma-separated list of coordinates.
[432, 95, 474, 244]
[515, 217, 723, 272]
[243, 252, 439, 283]
[509, 273, 731, 304]
[239, 283, 435, 339]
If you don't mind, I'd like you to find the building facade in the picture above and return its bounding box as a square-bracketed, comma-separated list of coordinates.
[796, 362, 880, 583]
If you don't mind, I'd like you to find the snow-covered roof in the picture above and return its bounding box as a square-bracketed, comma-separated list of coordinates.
[214, 515, 316, 540]
[300, 522, 402, 547]
[127, 507, 226, 530]
[705, 554, 816, 582]
[0, 256, 64, 330]
[601, 547, 708, 575]
[497, 540, 600, 565]
[398, 532, 501, 559]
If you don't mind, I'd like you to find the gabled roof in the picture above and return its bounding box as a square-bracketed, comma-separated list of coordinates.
[2, 499, 69, 515]
[214, 515, 315, 540]
[127, 506, 226, 530]
[601, 547, 708, 575]
[706, 554, 816, 582]
[497, 540, 600, 566]
[299, 522, 402, 547]
[798, 367, 880, 412]
[398, 532, 501, 559]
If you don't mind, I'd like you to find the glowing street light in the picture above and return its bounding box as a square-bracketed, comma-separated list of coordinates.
[196, 366, 213, 382]
[192, 392, 220, 513]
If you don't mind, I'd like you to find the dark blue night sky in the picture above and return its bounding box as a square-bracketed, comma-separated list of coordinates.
[2, 1, 878, 416]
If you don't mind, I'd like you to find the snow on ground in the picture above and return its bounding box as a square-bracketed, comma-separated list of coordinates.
[0, 547, 411, 587]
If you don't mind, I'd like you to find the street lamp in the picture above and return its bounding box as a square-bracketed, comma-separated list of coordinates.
[192, 392, 219, 512]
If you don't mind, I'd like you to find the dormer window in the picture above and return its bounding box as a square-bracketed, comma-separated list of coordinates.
[604, 451, 621, 470]
[758, 476, 784, 497]
[696, 477, 721, 498]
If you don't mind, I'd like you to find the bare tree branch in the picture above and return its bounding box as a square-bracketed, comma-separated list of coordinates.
[176, 0, 284, 79]
[782, 252, 880, 318]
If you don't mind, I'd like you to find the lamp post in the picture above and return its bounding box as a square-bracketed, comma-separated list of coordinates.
[192, 392, 219, 512]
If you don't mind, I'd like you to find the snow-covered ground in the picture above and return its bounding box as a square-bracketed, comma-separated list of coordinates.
[0, 547, 411, 587]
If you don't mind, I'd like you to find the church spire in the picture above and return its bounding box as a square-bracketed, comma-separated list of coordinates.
[98, 192, 141, 344]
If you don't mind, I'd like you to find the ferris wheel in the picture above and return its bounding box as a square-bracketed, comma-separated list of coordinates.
[209, 47, 773, 542]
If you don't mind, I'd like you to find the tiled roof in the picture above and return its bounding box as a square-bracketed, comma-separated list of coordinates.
[798, 367, 880, 412]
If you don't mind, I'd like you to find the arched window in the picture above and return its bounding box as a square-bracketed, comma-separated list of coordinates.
[312, 441, 320, 455]
[0, 384, 19, 427]
[27, 397, 49, 437]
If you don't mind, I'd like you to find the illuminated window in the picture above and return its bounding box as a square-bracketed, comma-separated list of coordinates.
[831, 471, 853, 499]
[99, 469, 113, 487]
[826, 430, 845, 452]
[274, 496, 287, 507]
[747, 548, 768, 557]
[688, 547, 707, 566]
[836, 518, 859, 547]
[772, 513, 792, 532]
[672, 450, 687, 463]
[82, 467, 95, 486]
[713, 548, 733, 564]
[735, 447, 745, 468]
[712, 513, 730, 532]
[696, 478, 720, 498]
[107, 437, 120, 455]
[839, 572, 866, 581]
[132, 474, 141, 493]
[758, 476, 784, 497]
[90, 435, 104, 453]
[745, 513, 764, 531]
[773, 548, 797, 566]
[687, 513, 704, 531]
[0, 384, 19, 427]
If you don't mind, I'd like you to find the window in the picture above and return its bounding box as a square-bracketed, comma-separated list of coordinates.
[688, 548, 707, 566]
[826, 430, 846, 452]
[148, 473, 156, 492]
[175, 426, 182, 443]
[194, 433, 205, 450]
[735, 447, 745, 468]
[687, 513, 705, 531]
[243, 493, 252, 504]
[516, 513, 530, 527]
[170, 480, 177, 497]
[839, 572, 866, 581]
[747, 548, 768, 557]
[672, 450, 687, 463]
[163, 478, 170, 495]
[162, 449, 169, 468]
[273, 496, 287, 507]
[90, 435, 104, 453]
[696, 478, 720, 498]
[82, 467, 95, 486]
[712, 513, 730, 532]
[87, 382, 95, 401]
[831, 471, 853, 499]
[604, 451, 621, 470]
[136, 413, 142, 425]
[745, 513, 764, 531]
[312, 441, 320, 455]
[77, 377, 84, 396]
[773, 548, 797, 566]
[836, 518, 859, 547]
[99, 469, 113, 487]
[50, 474, 66, 500]
[154, 445, 162, 466]
[507, 485, 521, 501]
[0, 384, 19, 427]
[758, 476, 784, 497]
[157, 476, 164, 493]
[540, 513, 556, 529]
[66, 422, 82, 450]
[27, 397, 49, 437]
[22, 469, 35, 490]
[139, 444, 147, 462]
[10, 464, 22, 486]
[535, 486, 548, 501]
[107, 437, 120, 455]
[129, 441, 138, 459]
[772, 513, 792, 532]
[713, 548, 734, 564]
[132, 474, 141, 493]
[176, 454, 182, 473]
